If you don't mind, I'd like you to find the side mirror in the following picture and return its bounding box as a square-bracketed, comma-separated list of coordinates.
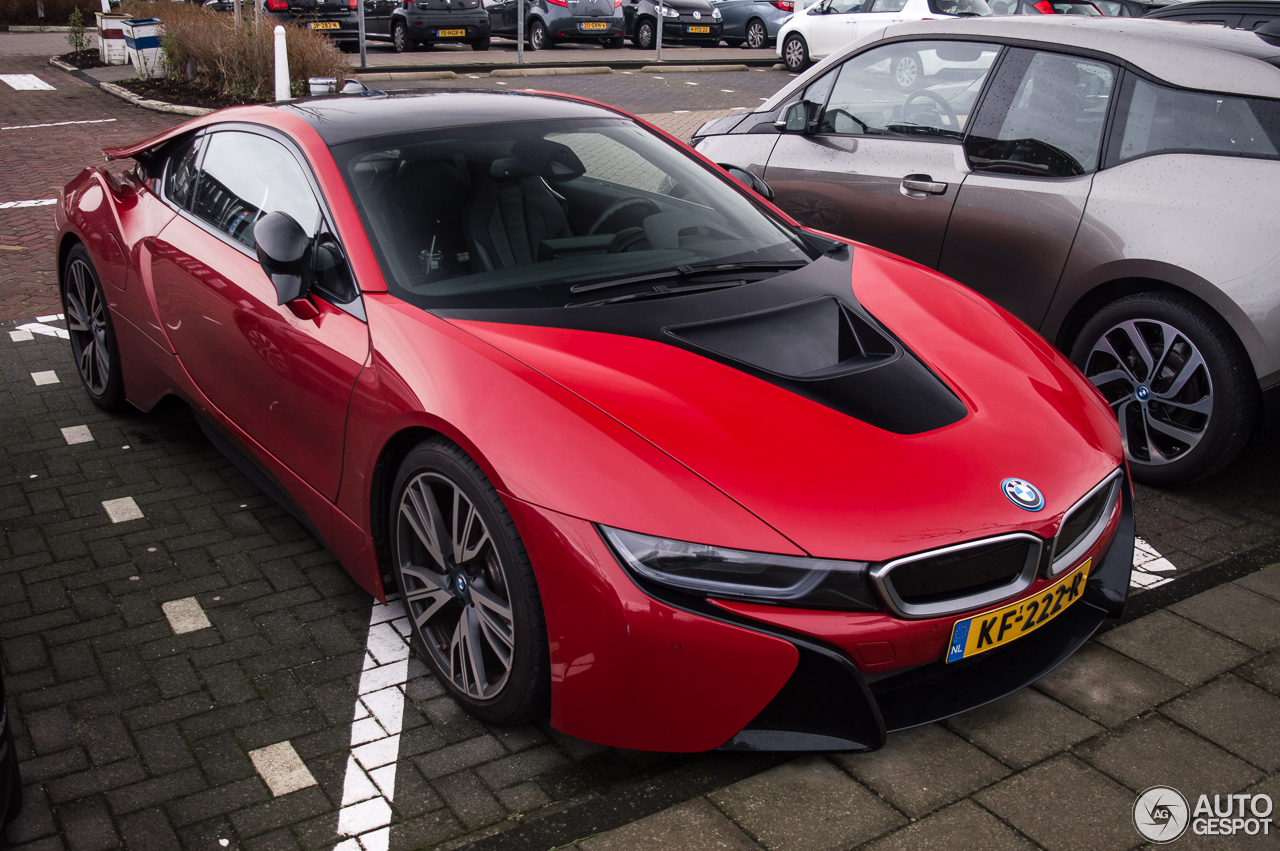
[775, 100, 818, 133]
[719, 163, 775, 200]
[254, 211, 311, 305]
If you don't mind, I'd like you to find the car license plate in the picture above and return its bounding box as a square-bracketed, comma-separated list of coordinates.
[688, 25, 710, 32]
[310, 21, 340, 28]
[945, 558, 1091, 664]
[580, 21, 607, 29]
[437, 28, 466, 36]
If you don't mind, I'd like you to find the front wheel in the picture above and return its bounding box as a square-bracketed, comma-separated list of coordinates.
[781, 33, 808, 72]
[1070, 293, 1257, 486]
[745, 17, 767, 49]
[528, 19, 549, 50]
[390, 437, 550, 725]
[632, 17, 655, 49]
[392, 20, 409, 53]
[62, 244, 125, 411]
[471, 35, 491, 50]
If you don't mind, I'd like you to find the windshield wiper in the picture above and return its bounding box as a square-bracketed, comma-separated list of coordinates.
[569, 280, 747, 308]
[568, 260, 807, 296]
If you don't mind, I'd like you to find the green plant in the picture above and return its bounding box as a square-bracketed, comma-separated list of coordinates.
[66, 5, 87, 52]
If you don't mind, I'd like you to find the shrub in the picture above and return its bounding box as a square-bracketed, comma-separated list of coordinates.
[0, 0, 98, 27]
[121, 0, 350, 100]
[66, 6, 87, 52]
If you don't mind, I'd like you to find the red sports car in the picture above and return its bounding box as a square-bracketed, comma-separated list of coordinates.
[55, 91, 1132, 753]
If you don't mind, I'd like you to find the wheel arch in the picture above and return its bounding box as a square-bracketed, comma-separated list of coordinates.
[369, 425, 445, 582]
[57, 231, 85, 291]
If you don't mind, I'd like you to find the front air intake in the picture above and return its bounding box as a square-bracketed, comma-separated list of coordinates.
[871, 533, 1043, 619]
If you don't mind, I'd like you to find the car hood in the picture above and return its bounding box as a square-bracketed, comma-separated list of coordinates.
[440, 243, 1123, 562]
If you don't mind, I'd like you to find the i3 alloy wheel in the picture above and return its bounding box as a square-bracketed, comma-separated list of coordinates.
[529, 19, 549, 50]
[745, 18, 767, 48]
[893, 51, 922, 91]
[633, 17, 655, 49]
[391, 438, 550, 724]
[62, 244, 124, 411]
[392, 20, 409, 53]
[1073, 293, 1256, 486]
[782, 33, 808, 71]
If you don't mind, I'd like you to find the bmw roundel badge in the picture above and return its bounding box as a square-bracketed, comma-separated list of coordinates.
[1001, 478, 1044, 512]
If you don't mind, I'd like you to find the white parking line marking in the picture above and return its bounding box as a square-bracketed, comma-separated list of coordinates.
[2, 118, 117, 131]
[102, 496, 143, 523]
[1131, 537, 1177, 589]
[9, 329, 33, 342]
[31, 370, 59, 385]
[0, 74, 56, 91]
[249, 741, 319, 797]
[161, 596, 212, 634]
[15, 322, 69, 340]
[36, 314, 64, 323]
[337, 598, 411, 851]
[0, 199, 57, 209]
[61, 425, 94, 445]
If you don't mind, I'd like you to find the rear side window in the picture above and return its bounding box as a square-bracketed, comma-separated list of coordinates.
[1110, 75, 1280, 164]
[163, 135, 203, 211]
[928, 0, 992, 14]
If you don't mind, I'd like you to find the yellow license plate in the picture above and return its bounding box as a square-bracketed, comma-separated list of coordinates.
[580, 21, 607, 29]
[688, 25, 710, 32]
[437, 28, 465, 36]
[945, 558, 1091, 663]
[309, 21, 340, 28]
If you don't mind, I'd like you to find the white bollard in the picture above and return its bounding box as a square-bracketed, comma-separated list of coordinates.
[273, 25, 290, 102]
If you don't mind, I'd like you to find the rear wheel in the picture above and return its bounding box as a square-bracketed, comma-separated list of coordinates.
[633, 16, 655, 49]
[390, 437, 550, 725]
[781, 32, 808, 71]
[745, 17, 767, 48]
[1071, 293, 1257, 486]
[528, 19, 549, 50]
[892, 50, 922, 91]
[61, 244, 125, 412]
[392, 20, 409, 53]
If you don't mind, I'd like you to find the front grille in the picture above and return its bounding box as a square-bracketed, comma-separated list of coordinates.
[1050, 468, 1122, 576]
[871, 533, 1042, 619]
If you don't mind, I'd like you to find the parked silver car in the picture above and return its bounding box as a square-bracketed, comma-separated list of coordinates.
[711, 0, 794, 47]
[694, 17, 1280, 485]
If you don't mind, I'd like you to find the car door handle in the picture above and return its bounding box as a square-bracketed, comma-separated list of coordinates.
[901, 175, 947, 195]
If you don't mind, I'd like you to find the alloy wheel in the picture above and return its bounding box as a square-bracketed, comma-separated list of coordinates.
[783, 35, 805, 70]
[1083, 318, 1213, 466]
[397, 472, 516, 701]
[894, 54, 919, 89]
[746, 19, 766, 48]
[393, 22, 406, 52]
[65, 258, 111, 397]
[638, 20, 653, 49]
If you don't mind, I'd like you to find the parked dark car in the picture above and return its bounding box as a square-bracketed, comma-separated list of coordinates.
[1, 662, 21, 835]
[625, 0, 723, 48]
[1144, 0, 1280, 28]
[388, 0, 492, 51]
[988, 0, 1102, 14]
[712, 0, 792, 47]
[258, 0, 367, 52]
[1092, 0, 1168, 16]
[485, 0, 625, 50]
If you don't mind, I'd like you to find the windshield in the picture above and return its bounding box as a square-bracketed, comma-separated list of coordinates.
[928, 0, 992, 14]
[333, 117, 813, 309]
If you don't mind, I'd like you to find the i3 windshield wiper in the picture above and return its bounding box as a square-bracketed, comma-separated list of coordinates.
[567, 260, 808, 296]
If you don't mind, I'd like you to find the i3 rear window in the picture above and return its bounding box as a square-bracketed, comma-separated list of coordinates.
[1111, 75, 1280, 164]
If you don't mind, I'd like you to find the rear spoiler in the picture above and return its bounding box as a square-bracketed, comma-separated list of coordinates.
[100, 105, 282, 161]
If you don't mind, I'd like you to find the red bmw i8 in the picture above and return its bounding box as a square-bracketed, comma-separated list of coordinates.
[55, 91, 1133, 753]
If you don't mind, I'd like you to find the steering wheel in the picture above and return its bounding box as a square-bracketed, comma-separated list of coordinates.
[900, 89, 960, 134]
[587, 197, 663, 236]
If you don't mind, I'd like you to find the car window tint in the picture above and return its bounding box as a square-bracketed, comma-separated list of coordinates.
[163, 135, 203, 211]
[311, 234, 358, 304]
[966, 48, 1116, 177]
[1092, 0, 1127, 14]
[827, 0, 863, 13]
[818, 41, 1000, 140]
[1114, 76, 1280, 163]
[1048, 0, 1100, 12]
[866, 0, 907, 11]
[190, 131, 322, 249]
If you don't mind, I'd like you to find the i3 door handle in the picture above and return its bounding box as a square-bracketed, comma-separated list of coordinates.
[901, 175, 947, 195]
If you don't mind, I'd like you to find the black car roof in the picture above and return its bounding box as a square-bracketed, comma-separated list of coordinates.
[276, 90, 623, 146]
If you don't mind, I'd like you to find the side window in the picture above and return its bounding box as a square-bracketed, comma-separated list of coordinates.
[829, 0, 863, 12]
[818, 41, 1000, 139]
[965, 48, 1117, 177]
[190, 131, 322, 249]
[865, 0, 907, 11]
[163, 135, 203, 211]
[928, 0, 992, 13]
[1110, 75, 1280, 164]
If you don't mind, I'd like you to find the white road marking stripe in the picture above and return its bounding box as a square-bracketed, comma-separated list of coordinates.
[161, 596, 212, 634]
[0, 199, 57, 209]
[337, 598, 411, 851]
[2, 118, 117, 131]
[0, 74, 56, 91]
[36, 314, 64, 322]
[31, 370, 59, 385]
[1131, 537, 1177, 589]
[249, 741, 319, 797]
[15, 322, 69, 340]
[61, 425, 94, 445]
[9, 330, 33, 342]
[102, 496, 143, 523]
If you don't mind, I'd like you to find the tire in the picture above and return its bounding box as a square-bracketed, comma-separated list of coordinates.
[61, 244, 125, 412]
[632, 16, 654, 49]
[392, 20, 409, 53]
[528, 19, 549, 50]
[1070, 293, 1257, 486]
[723, 37, 743, 47]
[745, 17, 767, 49]
[390, 437, 550, 725]
[603, 34, 624, 48]
[781, 32, 808, 71]
[471, 35, 491, 50]
[891, 50, 922, 91]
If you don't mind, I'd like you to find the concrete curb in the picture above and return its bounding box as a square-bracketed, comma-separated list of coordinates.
[638, 63, 750, 73]
[488, 65, 613, 77]
[355, 69, 458, 81]
[4, 24, 72, 32]
[48, 57, 77, 73]
[99, 80, 214, 117]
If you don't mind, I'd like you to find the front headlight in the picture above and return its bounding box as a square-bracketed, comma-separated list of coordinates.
[711, 6, 721, 17]
[601, 526, 877, 610]
[658, 5, 681, 16]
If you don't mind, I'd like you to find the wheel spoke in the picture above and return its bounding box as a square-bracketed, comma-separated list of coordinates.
[1159, 395, 1213, 416]
[92, 337, 109, 390]
[79, 337, 95, 383]
[1140, 409, 1169, 464]
[1087, 368, 1133, 392]
[1092, 333, 1144, 385]
[1115, 399, 1138, 459]
[1117, 321, 1155, 381]
[401, 564, 452, 626]
[1158, 347, 1207, 401]
[471, 582, 514, 666]
[451, 487, 491, 564]
[1145, 413, 1205, 447]
[450, 607, 489, 698]
[401, 479, 448, 569]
